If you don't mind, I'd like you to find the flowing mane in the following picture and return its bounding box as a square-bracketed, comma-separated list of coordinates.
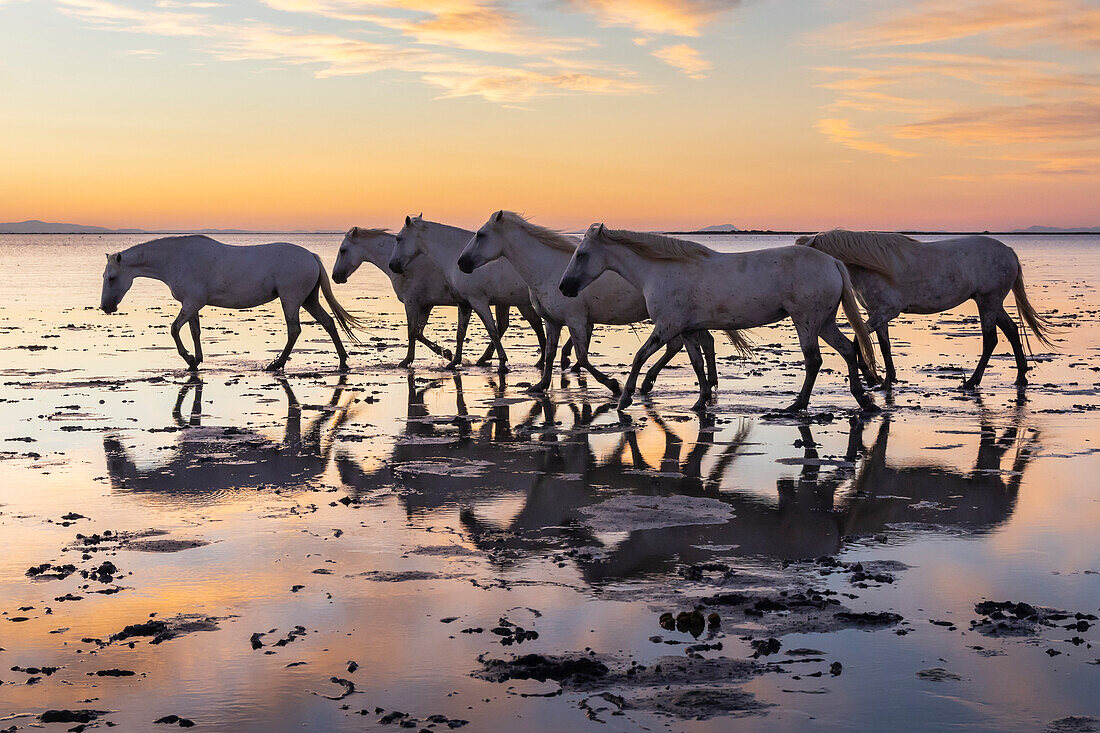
[796, 229, 921, 282]
[347, 226, 390, 239]
[594, 226, 713, 262]
[499, 211, 577, 253]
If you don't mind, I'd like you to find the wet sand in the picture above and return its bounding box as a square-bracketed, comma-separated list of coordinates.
[0, 233, 1098, 731]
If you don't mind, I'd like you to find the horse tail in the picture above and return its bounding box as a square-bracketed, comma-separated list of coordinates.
[314, 254, 364, 343]
[837, 261, 879, 380]
[1011, 253, 1057, 350]
[723, 329, 754, 358]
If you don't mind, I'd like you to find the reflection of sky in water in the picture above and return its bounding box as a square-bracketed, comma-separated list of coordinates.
[0, 234, 1097, 730]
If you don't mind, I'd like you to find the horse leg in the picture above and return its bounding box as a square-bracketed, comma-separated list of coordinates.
[786, 320, 823, 412]
[996, 306, 1029, 387]
[528, 322, 560, 393]
[447, 303, 472, 370]
[188, 312, 203, 369]
[619, 328, 670, 411]
[414, 306, 452, 361]
[477, 305, 509, 366]
[398, 302, 419, 368]
[171, 305, 200, 370]
[699, 330, 719, 387]
[266, 297, 302, 372]
[569, 323, 621, 395]
[820, 320, 879, 412]
[518, 304, 548, 370]
[962, 299, 1000, 390]
[683, 331, 712, 412]
[641, 340, 682, 395]
[560, 336, 573, 370]
[876, 323, 898, 386]
[302, 289, 348, 372]
[471, 301, 508, 372]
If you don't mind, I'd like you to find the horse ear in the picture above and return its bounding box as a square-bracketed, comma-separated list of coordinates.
[114, 253, 123, 263]
[405, 215, 412, 227]
[596, 223, 605, 234]
[494, 210, 504, 223]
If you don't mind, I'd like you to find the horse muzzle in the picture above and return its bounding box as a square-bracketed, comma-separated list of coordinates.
[387, 259, 404, 275]
[457, 255, 476, 274]
[332, 272, 348, 284]
[101, 304, 117, 314]
[559, 277, 580, 298]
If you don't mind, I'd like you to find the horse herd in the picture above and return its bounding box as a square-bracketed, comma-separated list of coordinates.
[99, 212, 1056, 413]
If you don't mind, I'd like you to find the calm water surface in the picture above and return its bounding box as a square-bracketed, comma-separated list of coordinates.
[0, 233, 1097, 731]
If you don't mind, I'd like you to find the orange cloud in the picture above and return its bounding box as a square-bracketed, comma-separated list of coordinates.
[813, 0, 1100, 52]
[58, 0, 644, 102]
[815, 118, 917, 158]
[651, 43, 710, 78]
[565, 0, 741, 36]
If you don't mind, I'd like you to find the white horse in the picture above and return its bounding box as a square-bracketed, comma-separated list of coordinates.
[457, 210, 726, 395]
[100, 235, 361, 371]
[559, 224, 879, 413]
[796, 229, 1056, 389]
[390, 215, 546, 372]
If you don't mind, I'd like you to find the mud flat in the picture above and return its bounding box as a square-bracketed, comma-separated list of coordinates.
[0, 233, 1098, 730]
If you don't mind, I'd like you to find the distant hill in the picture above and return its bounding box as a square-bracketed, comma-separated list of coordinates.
[0, 220, 331, 234]
[1016, 225, 1100, 234]
[698, 224, 740, 232]
[0, 219, 121, 234]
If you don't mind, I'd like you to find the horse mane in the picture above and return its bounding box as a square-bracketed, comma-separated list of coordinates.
[499, 211, 577, 253]
[347, 226, 390, 239]
[596, 227, 712, 262]
[798, 229, 920, 281]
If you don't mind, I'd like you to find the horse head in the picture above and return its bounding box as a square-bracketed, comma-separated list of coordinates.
[389, 213, 426, 274]
[458, 210, 507, 274]
[559, 223, 608, 297]
[100, 252, 134, 313]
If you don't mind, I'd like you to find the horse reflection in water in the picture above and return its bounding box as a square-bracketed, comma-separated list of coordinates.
[336, 376, 1037, 580]
[335, 374, 565, 515]
[103, 376, 355, 500]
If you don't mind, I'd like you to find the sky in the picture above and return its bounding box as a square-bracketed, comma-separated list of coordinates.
[0, 0, 1097, 231]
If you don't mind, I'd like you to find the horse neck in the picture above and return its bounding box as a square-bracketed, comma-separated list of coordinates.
[504, 229, 569, 283]
[123, 240, 179, 283]
[357, 236, 397, 272]
[420, 223, 470, 268]
[601, 241, 664, 292]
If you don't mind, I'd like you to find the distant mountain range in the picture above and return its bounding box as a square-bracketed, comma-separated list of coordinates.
[2, 219, 1098, 235]
[0, 220, 326, 234]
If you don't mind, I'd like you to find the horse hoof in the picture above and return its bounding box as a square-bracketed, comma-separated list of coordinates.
[858, 398, 881, 414]
[475, 357, 493, 367]
[617, 395, 633, 411]
[338, 363, 350, 373]
[525, 384, 547, 395]
[445, 361, 461, 371]
[497, 363, 510, 374]
[783, 402, 807, 413]
[1015, 378, 1028, 387]
[187, 363, 199, 373]
[639, 381, 654, 395]
[441, 349, 453, 361]
[397, 359, 412, 368]
[607, 380, 622, 396]
[570, 364, 583, 374]
[691, 400, 707, 413]
[560, 359, 570, 370]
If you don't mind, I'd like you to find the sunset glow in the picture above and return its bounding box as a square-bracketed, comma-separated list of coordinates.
[1, 0, 1097, 230]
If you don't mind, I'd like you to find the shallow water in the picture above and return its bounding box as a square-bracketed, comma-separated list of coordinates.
[0, 233, 1097, 731]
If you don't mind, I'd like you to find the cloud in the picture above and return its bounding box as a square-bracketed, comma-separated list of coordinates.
[811, 0, 1100, 52]
[57, 0, 645, 102]
[815, 118, 917, 158]
[260, 0, 589, 55]
[651, 43, 710, 77]
[564, 0, 741, 36]
[896, 100, 1100, 144]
